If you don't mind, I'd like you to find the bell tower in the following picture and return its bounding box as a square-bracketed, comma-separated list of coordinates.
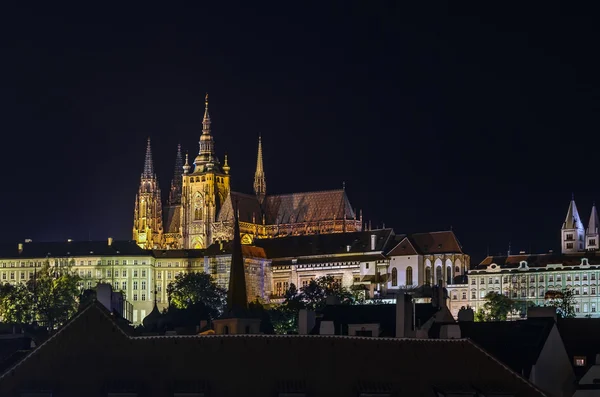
[561, 194, 585, 254]
[133, 138, 164, 249]
[181, 94, 230, 249]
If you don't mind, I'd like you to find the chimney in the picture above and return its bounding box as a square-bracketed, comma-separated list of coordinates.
[370, 234, 376, 250]
[18, 243, 23, 254]
[108, 237, 113, 246]
[298, 309, 316, 335]
[457, 306, 475, 322]
[396, 292, 414, 338]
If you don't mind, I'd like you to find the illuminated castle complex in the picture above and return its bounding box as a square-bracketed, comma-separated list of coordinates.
[133, 95, 362, 249]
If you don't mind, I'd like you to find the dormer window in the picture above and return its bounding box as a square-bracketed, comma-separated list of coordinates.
[574, 356, 586, 366]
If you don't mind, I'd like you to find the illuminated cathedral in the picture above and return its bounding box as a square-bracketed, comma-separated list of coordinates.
[133, 95, 363, 249]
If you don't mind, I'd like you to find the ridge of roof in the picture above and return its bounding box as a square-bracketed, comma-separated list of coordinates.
[0, 301, 106, 381]
[266, 188, 345, 198]
[466, 338, 549, 396]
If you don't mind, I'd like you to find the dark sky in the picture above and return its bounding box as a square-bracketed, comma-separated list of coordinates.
[1, 2, 598, 263]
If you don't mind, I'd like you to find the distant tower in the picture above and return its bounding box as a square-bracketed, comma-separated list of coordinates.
[562, 194, 585, 253]
[168, 144, 184, 206]
[586, 202, 599, 251]
[132, 138, 164, 249]
[180, 93, 230, 249]
[253, 135, 266, 204]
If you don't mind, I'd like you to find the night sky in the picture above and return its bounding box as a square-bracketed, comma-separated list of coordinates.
[1, 2, 598, 263]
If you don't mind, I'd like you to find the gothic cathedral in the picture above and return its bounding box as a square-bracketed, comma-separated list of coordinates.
[133, 94, 362, 250]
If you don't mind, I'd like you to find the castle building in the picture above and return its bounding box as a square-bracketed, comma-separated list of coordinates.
[466, 197, 600, 318]
[133, 94, 362, 250]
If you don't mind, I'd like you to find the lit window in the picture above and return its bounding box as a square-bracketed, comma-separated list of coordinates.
[141, 270, 146, 277]
[574, 356, 586, 366]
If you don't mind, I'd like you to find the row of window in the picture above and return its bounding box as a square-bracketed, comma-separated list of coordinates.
[0, 259, 196, 269]
[473, 273, 599, 285]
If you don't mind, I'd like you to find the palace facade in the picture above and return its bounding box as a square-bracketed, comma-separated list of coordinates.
[451, 197, 600, 318]
[133, 94, 362, 250]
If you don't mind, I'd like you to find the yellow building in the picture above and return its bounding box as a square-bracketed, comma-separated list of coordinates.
[133, 94, 362, 250]
[0, 238, 270, 325]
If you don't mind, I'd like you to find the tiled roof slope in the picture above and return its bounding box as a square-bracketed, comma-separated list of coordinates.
[163, 205, 181, 234]
[217, 191, 263, 224]
[254, 229, 395, 259]
[475, 252, 600, 270]
[430, 318, 556, 379]
[217, 189, 356, 224]
[0, 301, 545, 397]
[0, 240, 148, 259]
[387, 231, 463, 256]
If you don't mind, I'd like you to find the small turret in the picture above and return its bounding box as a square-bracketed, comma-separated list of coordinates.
[183, 153, 191, 174]
[223, 154, 230, 175]
[562, 194, 585, 253]
[586, 202, 599, 251]
[253, 135, 266, 204]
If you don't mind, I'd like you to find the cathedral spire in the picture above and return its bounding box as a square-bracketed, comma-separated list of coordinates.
[227, 200, 248, 314]
[168, 144, 184, 205]
[142, 137, 154, 178]
[253, 134, 266, 204]
[195, 93, 218, 170]
[202, 92, 211, 135]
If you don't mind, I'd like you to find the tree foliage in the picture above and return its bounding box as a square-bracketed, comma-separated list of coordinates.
[28, 261, 81, 330]
[477, 291, 516, 321]
[269, 276, 356, 334]
[166, 272, 226, 320]
[0, 283, 33, 324]
[0, 261, 80, 330]
[545, 287, 576, 319]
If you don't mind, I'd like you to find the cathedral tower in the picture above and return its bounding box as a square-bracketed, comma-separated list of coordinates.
[168, 144, 183, 206]
[133, 138, 164, 249]
[253, 135, 266, 204]
[561, 195, 584, 254]
[180, 94, 230, 249]
[586, 202, 599, 251]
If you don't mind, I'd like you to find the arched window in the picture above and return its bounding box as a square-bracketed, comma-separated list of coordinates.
[425, 267, 432, 285]
[194, 207, 202, 220]
[436, 266, 442, 284]
[223, 325, 229, 335]
[406, 266, 413, 286]
[391, 268, 398, 287]
[447, 266, 452, 285]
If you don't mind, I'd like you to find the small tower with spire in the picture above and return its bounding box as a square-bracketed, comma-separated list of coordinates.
[212, 200, 262, 334]
[586, 202, 599, 251]
[132, 138, 164, 249]
[253, 135, 266, 204]
[562, 194, 585, 253]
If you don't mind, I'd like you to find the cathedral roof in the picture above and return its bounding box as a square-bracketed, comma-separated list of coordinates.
[163, 205, 181, 234]
[254, 228, 394, 259]
[264, 189, 355, 224]
[0, 301, 546, 397]
[217, 189, 356, 225]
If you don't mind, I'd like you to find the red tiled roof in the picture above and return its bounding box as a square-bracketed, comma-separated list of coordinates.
[409, 231, 463, 254]
[475, 252, 600, 270]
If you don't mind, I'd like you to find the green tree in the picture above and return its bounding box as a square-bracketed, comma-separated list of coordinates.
[0, 283, 33, 324]
[28, 260, 81, 331]
[479, 291, 516, 321]
[299, 275, 354, 310]
[545, 287, 576, 318]
[166, 272, 226, 320]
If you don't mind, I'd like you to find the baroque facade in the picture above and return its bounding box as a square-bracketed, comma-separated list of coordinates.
[456, 197, 600, 319]
[133, 94, 362, 250]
